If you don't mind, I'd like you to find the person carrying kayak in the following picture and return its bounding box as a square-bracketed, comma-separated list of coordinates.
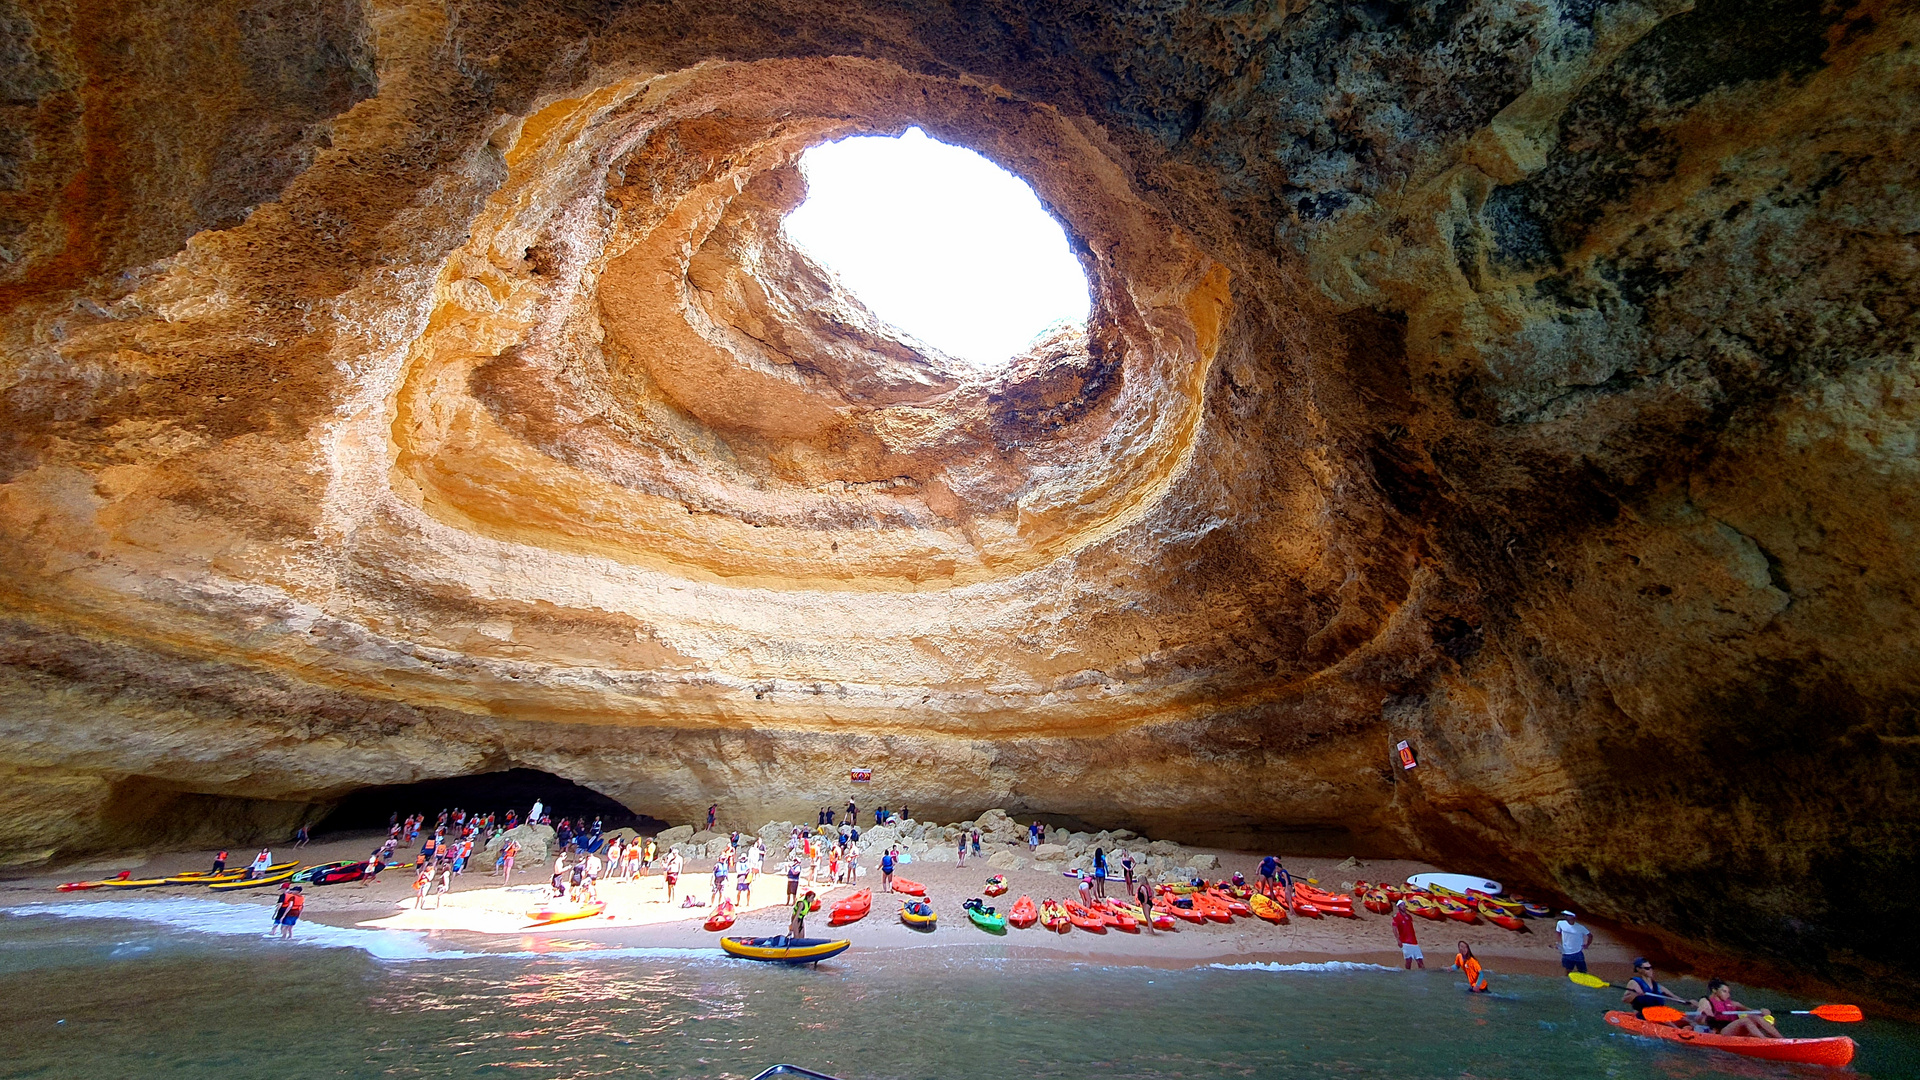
[1692, 979, 1783, 1039]
[1622, 958, 1685, 1022]
[1452, 941, 1489, 993]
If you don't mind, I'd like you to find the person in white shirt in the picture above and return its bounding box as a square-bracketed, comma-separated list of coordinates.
[1555, 910, 1594, 974]
[248, 848, 272, 880]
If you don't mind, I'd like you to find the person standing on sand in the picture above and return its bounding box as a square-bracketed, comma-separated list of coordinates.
[847, 799, 857, 826]
[1137, 883, 1155, 934]
[786, 857, 803, 904]
[502, 840, 519, 884]
[1092, 848, 1108, 900]
[711, 858, 729, 906]
[879, 848, 895, 892]
[1393, 901, 1424, 969]
[211, 849, 228, 875]
[956, 832, 967, 867]
[971, 829, 982, 859]
[413, 865, 432, 909]
[1119, 849, 1135, 896]
[644, 837, 657, 874]
[294, 823, 310, 848]
[1555, 911, 1593, 974]
[1030, 822, 1041, 852]
[436, 864, 453, 908]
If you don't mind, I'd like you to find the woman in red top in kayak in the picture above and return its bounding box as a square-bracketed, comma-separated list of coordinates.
[1693, 980, 1782, 1039]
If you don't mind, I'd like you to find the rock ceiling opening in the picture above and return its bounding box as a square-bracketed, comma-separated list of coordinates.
[779, 126, 1092, 369]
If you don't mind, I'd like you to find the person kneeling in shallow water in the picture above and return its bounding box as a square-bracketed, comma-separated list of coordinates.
[1693, 979, 1782, 1038]
[1451, 941, 1489, 993]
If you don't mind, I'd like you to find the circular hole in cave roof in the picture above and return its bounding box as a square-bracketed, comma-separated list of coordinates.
[314, 768, 665, 836]
[782, 127, 1090, 368]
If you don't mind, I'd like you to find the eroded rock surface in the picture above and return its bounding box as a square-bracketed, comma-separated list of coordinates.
[0, 0, 1915, 1007]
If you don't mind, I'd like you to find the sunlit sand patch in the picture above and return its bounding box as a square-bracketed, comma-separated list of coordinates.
[358, 871, 848, 934]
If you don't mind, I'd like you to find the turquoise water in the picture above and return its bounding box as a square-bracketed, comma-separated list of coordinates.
[3, 901, 1917, 1079]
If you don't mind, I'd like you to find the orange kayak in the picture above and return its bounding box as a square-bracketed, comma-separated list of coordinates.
[1155, 894, 1207, 923]
[1437, 897, 1481, 924]
[1190, 892, 1234, 923]
[1097, 900, 1141, 933]
[889, 876, 926, 896]
[828, 888, 871, 926]
[1604, 1011, 1854, 1067]
[1292, 896, 1324, 918]
[1008, 895, 1038, 928]
[1039, 899, 1072, 933]
[1207, 889, 1253, 917]
[1063, 901, 1108, 933]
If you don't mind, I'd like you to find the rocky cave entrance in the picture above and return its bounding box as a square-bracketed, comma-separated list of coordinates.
[314, 769, 666, 837]
[780, 126, 1090, 367]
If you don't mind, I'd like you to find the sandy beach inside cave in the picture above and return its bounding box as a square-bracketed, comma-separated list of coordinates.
[5, 831, 1645, 981]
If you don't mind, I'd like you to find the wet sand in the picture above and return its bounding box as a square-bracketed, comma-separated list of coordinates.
[3, 831, 1640, 981]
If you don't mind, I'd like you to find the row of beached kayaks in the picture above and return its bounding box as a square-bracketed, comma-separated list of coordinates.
[54, 860, 363, 892]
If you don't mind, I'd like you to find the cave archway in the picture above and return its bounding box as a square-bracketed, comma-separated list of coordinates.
[314, 769, 666, 836]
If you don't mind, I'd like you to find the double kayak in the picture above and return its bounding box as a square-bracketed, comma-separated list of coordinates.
[721, 936, 850, 965]
[1604, 1011, 1855, 1067]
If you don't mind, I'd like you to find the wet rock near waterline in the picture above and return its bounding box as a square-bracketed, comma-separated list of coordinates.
[0, 0, 1915, 1013]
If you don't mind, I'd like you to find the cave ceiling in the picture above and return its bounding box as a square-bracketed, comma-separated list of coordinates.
[0, 0, 1916, 1006]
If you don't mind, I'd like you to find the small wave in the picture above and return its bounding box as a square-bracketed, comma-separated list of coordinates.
[1209, 961, 1396, 973]
[1, 899, 709, 964]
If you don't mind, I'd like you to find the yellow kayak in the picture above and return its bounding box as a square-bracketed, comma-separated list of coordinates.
[160, 871, 223, 885]
[720, 936, 850, 964]
[523, 902, 607, 929]
[194, 861, 298, 886]
[98, 877, 173, 889]
[207, 865, 301, 891]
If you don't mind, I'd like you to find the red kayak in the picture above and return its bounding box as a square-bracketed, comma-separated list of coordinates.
[58, 870, 133, 891]
[889, 876, 926, 896]
[829, 888, 872, 926]
[704, 903, 736, 932]
[1604, 1011, 1854, 1067]
[1008, 895, 1038, 928]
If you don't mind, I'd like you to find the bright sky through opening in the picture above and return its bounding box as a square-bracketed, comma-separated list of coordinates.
[782, 128, 1090, 367]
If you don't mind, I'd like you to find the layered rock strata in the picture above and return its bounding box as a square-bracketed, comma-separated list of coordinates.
[0, 0, 1916, 1007]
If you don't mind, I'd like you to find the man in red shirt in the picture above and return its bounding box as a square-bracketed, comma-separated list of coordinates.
[1392, 900, 1424, 969]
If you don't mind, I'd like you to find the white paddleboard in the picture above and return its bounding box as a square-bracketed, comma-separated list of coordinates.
[1407, 872, 1501, 895]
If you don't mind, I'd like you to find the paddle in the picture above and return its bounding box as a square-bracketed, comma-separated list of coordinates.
[1566, 971, 1690, 1004]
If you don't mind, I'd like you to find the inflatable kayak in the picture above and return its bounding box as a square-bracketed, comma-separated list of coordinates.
[888, 876, 926, 897]
[721, 935, 850, 965]
[828, 888, 872, 926]
[1008, 895, 1038, 928]
[207, 865, 301, 891]
[704, 903, 736, 932]
[983, 875, 1008, 897]
[963, 899, 1006, 933]
[900, 899, 937, 929]
[1604, 1011, 1854, 1067]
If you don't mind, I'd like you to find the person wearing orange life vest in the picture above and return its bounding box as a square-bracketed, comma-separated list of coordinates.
[277, 886, 305, 939]
[1452, 941, 1489, 992]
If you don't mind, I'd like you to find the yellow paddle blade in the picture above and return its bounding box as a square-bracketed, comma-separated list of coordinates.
[1642, 1006, 1688, 1023]
[1567, 972, 1609, 989]
[1307, 878, 1319, 884]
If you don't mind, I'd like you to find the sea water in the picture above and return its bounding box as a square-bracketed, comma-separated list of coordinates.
[3, 900, 1917, 1079]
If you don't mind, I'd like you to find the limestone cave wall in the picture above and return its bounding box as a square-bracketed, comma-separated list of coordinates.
[0, 0, 1915, 1006]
